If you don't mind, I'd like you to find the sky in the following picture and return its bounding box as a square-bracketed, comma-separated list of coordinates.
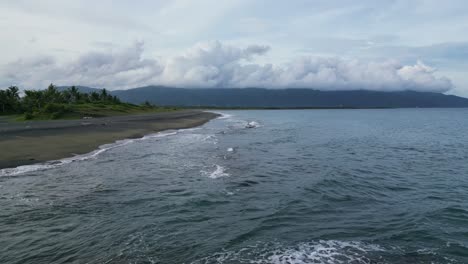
[1, 0, 468, 96]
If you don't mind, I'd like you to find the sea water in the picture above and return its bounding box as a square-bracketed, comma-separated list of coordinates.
[1, 109, 468, 263]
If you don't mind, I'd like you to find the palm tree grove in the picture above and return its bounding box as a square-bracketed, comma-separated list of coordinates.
[0, 84, 160, 120]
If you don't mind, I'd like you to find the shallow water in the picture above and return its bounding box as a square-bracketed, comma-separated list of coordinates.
[1, 109, 468, 263]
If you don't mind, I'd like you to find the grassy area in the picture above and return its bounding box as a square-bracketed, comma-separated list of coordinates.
[14, 103, 179, 121]
[68, 103, 178, 118]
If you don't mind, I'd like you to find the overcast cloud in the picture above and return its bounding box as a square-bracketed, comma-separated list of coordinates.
[0, 0, 466, 94]
[2, 41, 452, 92]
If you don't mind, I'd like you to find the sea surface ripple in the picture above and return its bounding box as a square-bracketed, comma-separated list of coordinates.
[1, 109, 468, 263]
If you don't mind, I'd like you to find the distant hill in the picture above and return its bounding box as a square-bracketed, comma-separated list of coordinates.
[59, 86, 468, 108]
[57, 86, 103, 94]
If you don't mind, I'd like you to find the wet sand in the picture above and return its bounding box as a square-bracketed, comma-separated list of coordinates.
[0, 110, 219, 169]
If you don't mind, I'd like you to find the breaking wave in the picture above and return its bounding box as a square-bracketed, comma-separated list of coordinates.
[202, 164, 230, 179]
[192, 240, 385, 264]
[0, 131, 178, 177]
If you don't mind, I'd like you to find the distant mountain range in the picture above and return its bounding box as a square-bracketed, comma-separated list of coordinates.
[59, 86, 468, 108]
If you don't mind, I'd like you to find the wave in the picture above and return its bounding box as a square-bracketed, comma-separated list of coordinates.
[0, 147, 112, 177]
[210, 111, 262, 130]
[202, 165, 230, 179]
[142, 131, 178, 139]
[0, 111, 236, 177]
[209, 111, 246, 127]
[202, 134, 218, 144]
[178, 127, 202, 132]
[209, 111, 233, 120]
[0, 131, 178, 177]
[245, 121, 260, 128]
[191, 240, 385, 264]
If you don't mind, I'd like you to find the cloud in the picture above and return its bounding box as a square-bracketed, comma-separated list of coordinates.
[1, 41, 453, 92]
[159, 41, 270, 87]
[2, 42, 163, 89]
[364, 42, 468, 68]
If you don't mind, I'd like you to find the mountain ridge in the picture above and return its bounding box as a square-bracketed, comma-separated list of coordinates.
[58, 86, 468, 108]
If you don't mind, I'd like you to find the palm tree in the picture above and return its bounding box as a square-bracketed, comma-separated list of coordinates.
[45, 83, 63, 103]
[68, 86, 80, 103]
[90, 91, 100, 102]
[112, 95, 121, 104]
[23, 90, 44, 110]
[0, 86, 21, 113]
[0, 90, 6, 113]
[62, 90, 72, 103]
[7, 86, 19, 100]
[99, 88, 108, 101]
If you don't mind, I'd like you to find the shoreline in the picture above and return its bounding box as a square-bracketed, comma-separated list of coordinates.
[0, 110, 219, 170]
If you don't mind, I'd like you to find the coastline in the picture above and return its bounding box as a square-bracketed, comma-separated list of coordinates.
[0, 110, 219, 170]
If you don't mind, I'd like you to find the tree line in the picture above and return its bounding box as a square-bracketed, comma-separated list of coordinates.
[0, 84, 121, 117]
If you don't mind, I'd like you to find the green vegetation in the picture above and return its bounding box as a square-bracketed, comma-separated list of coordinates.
[0, 84, 175, 121]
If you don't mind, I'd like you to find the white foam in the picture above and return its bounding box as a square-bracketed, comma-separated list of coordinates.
[0, 164, 55, 177]
[202, 134, 218, 143]
[0, 131, 178, 177]
[227, 147, 234, 152]
[265, 240, 384, 264]
[209, 111, 259, 131]
[245, 121, 260, 128]
[179, 127, 202, 132]
[142, 131, 178, 139]
[211, 111, 233, 120]
[203, 165, 229, 179]
[175, 133, 217, 145]
[192, 240, 385, 264]
[219, 116, 262, 131]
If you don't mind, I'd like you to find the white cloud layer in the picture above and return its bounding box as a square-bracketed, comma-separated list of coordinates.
[2, 41, 453, 92]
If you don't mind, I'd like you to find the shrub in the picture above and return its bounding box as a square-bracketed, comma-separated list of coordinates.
[24, 112, 33, 120]
[44, 103, 66, 113]
[51, 112, 62, 119]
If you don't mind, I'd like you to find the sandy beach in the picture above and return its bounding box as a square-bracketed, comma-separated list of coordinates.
[0, 110, 219, 169]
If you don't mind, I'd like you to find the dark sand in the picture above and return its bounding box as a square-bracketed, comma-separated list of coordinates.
[0, 110, 219, 169]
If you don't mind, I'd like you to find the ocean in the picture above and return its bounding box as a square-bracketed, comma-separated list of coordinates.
[1, 109, 468, 263]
